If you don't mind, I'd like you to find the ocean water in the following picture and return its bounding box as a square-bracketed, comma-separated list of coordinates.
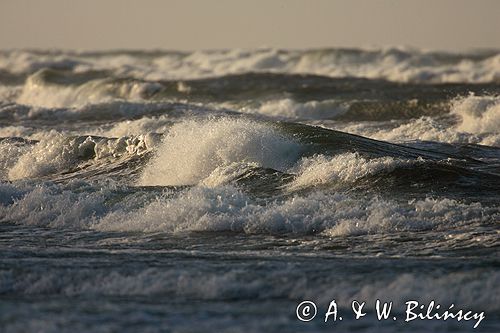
[0, 48, 499, 332]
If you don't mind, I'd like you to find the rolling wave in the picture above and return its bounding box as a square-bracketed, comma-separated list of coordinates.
[1, 48, 499, 83]
[2, 118, 498, 198]
[1, 49, 499, 236]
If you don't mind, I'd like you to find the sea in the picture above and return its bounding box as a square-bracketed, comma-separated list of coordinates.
[0, 47, 499, 332]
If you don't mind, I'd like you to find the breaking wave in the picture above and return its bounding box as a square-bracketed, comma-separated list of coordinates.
[2, 134, 157, 181]
[1, 181, 497, 237]
[1, 118, 498, 238]
[139, 118, 301, 186]
[331, 94, 500, 147]
[1, 48, 499, 83]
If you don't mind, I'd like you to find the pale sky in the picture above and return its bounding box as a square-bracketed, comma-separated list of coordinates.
[0, 0, 499, 51]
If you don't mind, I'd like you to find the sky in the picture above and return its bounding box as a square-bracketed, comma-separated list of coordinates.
[0, 0, 499, 51]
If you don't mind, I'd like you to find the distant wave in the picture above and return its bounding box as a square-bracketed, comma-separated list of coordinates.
[332, 94, 500, 147]
[1, 47, 499, 83]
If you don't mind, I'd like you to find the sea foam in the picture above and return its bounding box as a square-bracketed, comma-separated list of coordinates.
[6, 134, 154, 180]
[334, 95, 500, 147]
[451, 94, 500, 135]
[287, 153, 417, 190]
[16, 69, 162, 108]
[139, 118, 302, 186]
[2, 48, 499, 83]
[248, 98, 349, 120]
[1, 181, 495, 236]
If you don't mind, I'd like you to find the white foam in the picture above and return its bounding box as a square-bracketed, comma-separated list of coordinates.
[16, 70, 162, 108]
[94, 115, 172, 138]
[322, 197, 488, 237]
[451, 94, 500, 134]
[334, 95, 500, 147]
[0, 140, 32, 180]
[288, 153, 416, 190]
[8, 134, 82, 180]
[1, 179, 496, 236]
[0, 182, 112, 228]
[139, 118, 302, 186]
[94, 186, 496, 235]
[336, 117, 480, 144]
[7, 134, 153, 180]
[332, 108, 500, 147]
[200, 162, 260, 188]
[1, 48, 499, 83]
[104, 48, 500, 83]
[0, 50, 84, 75]
[240, 98, 349, 120]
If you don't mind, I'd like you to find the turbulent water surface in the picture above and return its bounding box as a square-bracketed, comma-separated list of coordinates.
[0, 48, 499, 332]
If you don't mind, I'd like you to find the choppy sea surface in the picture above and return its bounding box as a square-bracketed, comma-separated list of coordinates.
[0, 48, 499, 332]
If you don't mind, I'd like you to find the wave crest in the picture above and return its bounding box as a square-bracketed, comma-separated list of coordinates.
[452, 94, 500, 135]
[6, 134, 156, 181]
[2, 48, 499, 83]
[139, 118, 302, 186]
